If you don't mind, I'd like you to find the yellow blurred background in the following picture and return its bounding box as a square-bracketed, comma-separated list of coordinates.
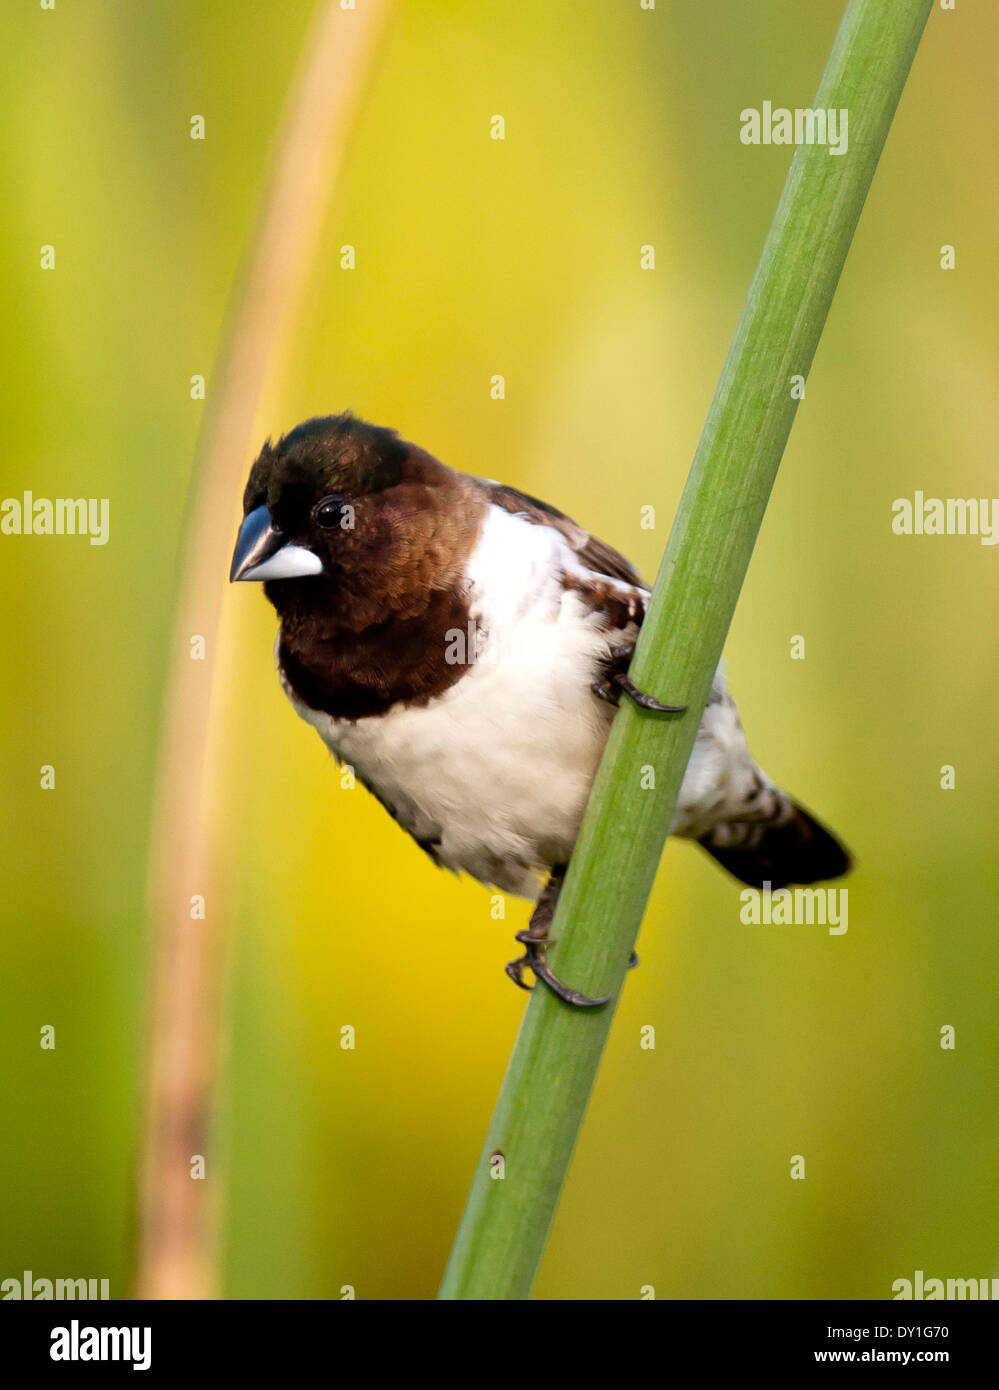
[1, 0, 996, 1299]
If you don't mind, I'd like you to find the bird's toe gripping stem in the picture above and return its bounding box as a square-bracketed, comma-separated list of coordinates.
[505, 928, 611, 1009]
[592, 643, 686, 714]
[504, 863, 642, 1009]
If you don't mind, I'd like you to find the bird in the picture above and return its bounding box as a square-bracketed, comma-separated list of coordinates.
[230, 413, 851, 1007]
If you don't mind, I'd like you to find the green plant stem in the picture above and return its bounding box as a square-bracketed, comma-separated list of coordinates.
[439, 0, 932, 1302]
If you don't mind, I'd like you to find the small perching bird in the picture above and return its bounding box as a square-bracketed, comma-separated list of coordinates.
[230, 414, 851, 1006]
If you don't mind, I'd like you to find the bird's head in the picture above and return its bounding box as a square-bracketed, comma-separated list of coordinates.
[229, 413, 410, 587]
[229, 413, 483, 640]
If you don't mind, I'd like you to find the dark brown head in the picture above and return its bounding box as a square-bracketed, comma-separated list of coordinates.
[231, 413, 481, 613]
[231, 414, 404, 578]
[229, 414, 485, 715]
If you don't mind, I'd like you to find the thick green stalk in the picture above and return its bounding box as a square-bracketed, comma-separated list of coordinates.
[440, 0, 932, 1301]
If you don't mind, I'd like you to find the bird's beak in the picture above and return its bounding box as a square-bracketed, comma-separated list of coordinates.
[229, 505, 324, 582]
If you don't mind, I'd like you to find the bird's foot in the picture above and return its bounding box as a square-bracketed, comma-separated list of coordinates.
[505, 930, 611, 1009]
[592, 643, 686, 714]
[613, 672, 687, 713]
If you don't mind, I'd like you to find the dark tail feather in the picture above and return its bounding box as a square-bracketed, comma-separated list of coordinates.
[698, 803, 852, 890]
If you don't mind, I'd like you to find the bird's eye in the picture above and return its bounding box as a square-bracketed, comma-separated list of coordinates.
[313, 495, 344, 529]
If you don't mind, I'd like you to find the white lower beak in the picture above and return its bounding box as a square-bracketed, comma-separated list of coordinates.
[238, 545, 324, 582]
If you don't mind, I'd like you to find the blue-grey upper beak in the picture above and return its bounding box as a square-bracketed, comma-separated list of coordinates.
[229, 505, 324, 583]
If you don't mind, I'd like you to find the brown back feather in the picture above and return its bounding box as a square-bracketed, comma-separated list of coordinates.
[483, 481, 645, 587]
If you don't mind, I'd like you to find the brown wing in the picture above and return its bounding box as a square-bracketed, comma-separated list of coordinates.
[483, 481, 646, 588]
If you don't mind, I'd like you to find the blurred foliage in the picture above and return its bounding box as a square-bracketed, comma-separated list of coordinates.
[1, 0, 996, 1300]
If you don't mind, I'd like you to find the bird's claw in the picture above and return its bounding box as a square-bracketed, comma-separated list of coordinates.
[504, 953, 534, 992]
[612, 673, 687, 713]
[591, 641, 686, 713]
[505, 929, 610, 1009]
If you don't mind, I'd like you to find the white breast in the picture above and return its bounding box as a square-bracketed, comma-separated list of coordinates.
[280, 507, 617, 893]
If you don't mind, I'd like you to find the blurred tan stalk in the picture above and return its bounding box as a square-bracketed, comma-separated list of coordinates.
[134, 0, 391, 1300]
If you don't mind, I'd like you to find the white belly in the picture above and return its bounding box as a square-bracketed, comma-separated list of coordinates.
[283, 586, 616, 895]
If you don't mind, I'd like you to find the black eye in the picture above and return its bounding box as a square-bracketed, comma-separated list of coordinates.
[313, 495, 344, 528]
